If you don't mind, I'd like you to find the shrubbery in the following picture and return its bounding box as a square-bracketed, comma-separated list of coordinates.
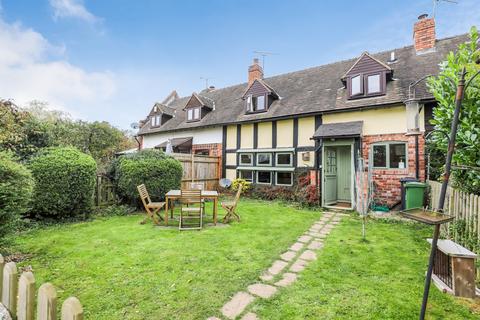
[29, 147, 97, 218]
[109, 149, 183, 205]
[0, 152, 34, 238]
[231, 178, 251, 193]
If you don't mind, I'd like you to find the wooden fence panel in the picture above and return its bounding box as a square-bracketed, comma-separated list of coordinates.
[37, 283, 57, 320]
[2, 262, 18, 318]
[17, 272, 35, 320]
[171, 153, 221, 190]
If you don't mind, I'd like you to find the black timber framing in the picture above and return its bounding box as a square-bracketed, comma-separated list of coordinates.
[222, 126, 227, 178]
[272, 121, 277, 148]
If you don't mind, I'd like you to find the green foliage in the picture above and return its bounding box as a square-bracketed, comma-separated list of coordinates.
[427, 26, 480, 194]
[111, 149, 183, 205]
[29, 147, 97, 218]
[0, 152, 34, 239]
[231, 178, 251, 192]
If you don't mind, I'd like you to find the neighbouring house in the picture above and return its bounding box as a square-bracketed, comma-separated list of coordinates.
[136, 14, 467, 209]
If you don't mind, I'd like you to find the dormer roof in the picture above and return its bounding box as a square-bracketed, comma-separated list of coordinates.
[341, 52, 393, 81]
[183, 92, 214, 110]
[151, 103, 175, 117]
[242, 78, 279, 99]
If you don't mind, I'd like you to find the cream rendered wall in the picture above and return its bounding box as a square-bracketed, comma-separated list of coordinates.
[276, 119, 294, 147]
[322, 105, 417, 135]
[257, 122, 272, 148]
[226, 125, 237, 149]
[241, 123, 254, 149]
[226, 169, 236, 181]
[226, 153, 236, 166]
[298, 117, 315, 147]
[142, 126, 222, 149]
[297, 151, 315, 167]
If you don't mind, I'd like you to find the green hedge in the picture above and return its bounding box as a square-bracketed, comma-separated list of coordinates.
[29, 147, 97, 218]
[110, 149, 183, 205]
[0, 152, 34, 238]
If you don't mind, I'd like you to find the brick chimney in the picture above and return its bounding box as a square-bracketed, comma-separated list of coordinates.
[248, 58, 263, 86]
[414, 14, 436, 52]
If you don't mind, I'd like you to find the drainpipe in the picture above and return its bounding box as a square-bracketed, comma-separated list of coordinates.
[404, 98, 422, 180]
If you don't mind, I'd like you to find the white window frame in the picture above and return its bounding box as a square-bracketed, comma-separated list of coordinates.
[367, 74, 381, 94]
[256, 153, 272, 166]
[239, 170, 253, 182]
[371, 142, 408, 169]
[351, 74, 363, 96]
[239, 153, 253, 166]
[276, 171, 293, 186]
[276, 152, 293, 167]
[155, 115, 161, 126]
[256, 171, 272, 185]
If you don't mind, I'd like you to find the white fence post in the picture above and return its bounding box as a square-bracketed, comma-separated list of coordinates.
[37, 283, 57, 320]
[0, 254, 4, 296]
[2, 262, 18, 318]
[61, 297, 83, 320]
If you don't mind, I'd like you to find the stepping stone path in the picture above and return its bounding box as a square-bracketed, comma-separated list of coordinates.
[210, 211, 343, 320]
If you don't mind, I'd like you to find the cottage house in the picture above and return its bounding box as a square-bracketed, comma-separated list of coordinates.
[137, 15, 467, 209]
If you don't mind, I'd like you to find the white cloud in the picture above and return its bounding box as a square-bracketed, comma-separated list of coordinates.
[0, 18, 115, 117]
[49, 0, 99, 23]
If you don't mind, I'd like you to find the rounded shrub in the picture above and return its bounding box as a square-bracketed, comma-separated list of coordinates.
[29, 147, 97, 218]
[111, 149, 183, 205]
[0, 152, 34, 238]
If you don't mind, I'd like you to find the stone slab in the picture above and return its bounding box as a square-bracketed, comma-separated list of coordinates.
[275, 272, 297, 287]
[221, 292, 255, 320]
[248, 283, 277, 299]
[268, 260, 288, 275]
[290, 259, 308, 273]
[260, 272, 274, 282]
[207, 317, 221, 320]
[289, 242, 304, 252]
[298, 235, 312, 243]
[241, 312, 259, 320]
[308, 241, 324, 250]
[280, 251, 297, 262]
[299, 250, 317, 261]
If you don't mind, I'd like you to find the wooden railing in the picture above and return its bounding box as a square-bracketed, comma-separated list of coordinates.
[428, 180, 480, 251]
[0, 254, 83, 320]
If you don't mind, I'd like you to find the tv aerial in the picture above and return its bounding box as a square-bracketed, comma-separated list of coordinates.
[432, 0, 458, 18]
[200, 77, 214, 90]
[253, 51, 278, 70]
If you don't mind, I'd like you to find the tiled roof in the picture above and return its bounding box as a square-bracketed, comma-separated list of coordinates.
[313, 121, 363, 139]
[138, 34, 468, 136]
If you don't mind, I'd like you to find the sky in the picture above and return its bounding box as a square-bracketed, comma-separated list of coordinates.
[0, 0, 479, 130]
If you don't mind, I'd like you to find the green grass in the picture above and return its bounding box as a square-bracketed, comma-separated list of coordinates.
[7, 199, 319, 319]
[253, 217, 479, 320]
[5, 201, 478, 319]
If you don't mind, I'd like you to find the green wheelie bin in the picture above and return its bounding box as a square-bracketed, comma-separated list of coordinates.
[404, 182, 427, 209]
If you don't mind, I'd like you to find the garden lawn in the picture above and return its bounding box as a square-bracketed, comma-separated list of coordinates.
[253, 217, 479, 320]
[7, 199, 319, 319]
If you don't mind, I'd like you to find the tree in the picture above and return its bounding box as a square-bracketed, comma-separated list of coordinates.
[427, 26, 480, 194]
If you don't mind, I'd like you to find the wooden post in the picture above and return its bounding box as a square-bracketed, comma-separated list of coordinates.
[2, 262, 18, 318]
[61, 297, 83, 320]
[191, 152, 195, 183]
[37, 283, 57, 320]
[0, 254, 4, 296]
[17, 272, 35, 320]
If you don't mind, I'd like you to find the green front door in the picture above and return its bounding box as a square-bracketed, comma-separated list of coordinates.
[336, 146, 351, 202]
[324, 147, 337, 205]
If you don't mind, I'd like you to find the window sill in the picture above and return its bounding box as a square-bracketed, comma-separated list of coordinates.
[245, 110, 268, 115]
[347, 92, 386, 100]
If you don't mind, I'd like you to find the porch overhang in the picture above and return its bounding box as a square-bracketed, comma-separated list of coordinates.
[155, 137, 193, 149]
[312, 121, 363, 139]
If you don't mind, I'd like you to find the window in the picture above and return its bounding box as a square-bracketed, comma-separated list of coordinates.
[372, 142, 407, 169]
[367, 74, 381, 93]
[257, 153, 272, 166]
[276, 153, 293, 166]
[187, 107, 200, 121]
[239, 170, 253, 182]
[150, 117, 155, 127]
[239, 153, 253, 165]
[351, 75, 362, 96]
[276, 172, 293, 186]
[246, 94, 267, 113]
[257, 171, 272, 184]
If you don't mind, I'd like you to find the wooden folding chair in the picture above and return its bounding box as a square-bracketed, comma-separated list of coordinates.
[179, 189, 203, 231]
[137, 184, 165, 225]
[189, 182, 206, 214]
[222, 187, 242, 223]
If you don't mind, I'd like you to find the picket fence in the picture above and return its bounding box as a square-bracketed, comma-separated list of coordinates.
[428, 180, 480, 249]
[0, 254, 83, 320]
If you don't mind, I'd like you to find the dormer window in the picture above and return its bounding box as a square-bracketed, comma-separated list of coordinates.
[187, 107, 201, 122]
[151, 114, 161, 127]
[246, 94, 266, 113]
[343, 52, 392, 100]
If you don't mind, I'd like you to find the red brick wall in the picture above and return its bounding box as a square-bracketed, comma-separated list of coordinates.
[362, 133, 425, 207]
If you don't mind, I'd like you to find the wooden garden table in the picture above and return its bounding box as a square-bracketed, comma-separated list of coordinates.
[164, 190, 219, 226]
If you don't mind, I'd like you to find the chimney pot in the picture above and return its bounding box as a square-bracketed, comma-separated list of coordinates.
[418, 13, 428, 20]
